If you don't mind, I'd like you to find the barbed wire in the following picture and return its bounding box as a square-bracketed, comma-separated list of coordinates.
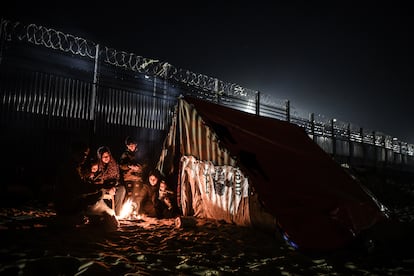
[103, 47, 162, 74]
[1, 18, 413, 153]
[0, 18, 276, 107]
[103, 46, 258, 100]
[1, 19, 96, 58]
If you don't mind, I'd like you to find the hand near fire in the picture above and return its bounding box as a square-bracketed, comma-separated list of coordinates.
[128, 164, 141, 172]
[163, 197, 173, 210]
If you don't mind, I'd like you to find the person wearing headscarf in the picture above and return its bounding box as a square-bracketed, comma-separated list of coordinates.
[96, 146, 126, 216]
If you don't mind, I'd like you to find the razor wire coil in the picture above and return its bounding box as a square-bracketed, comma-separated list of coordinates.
[1, 18, 413, 154]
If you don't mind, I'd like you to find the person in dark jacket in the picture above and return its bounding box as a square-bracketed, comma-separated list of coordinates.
[138, 170, 161, 218]
[119, 136, 147, 204]
[155, 179, 178, 219]
[81, 156, 101, 184]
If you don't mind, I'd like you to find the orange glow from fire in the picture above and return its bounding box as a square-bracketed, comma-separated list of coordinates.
[117, 199, 141, 220]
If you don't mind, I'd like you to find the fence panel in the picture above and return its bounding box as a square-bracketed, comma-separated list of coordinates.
[1, 18, 414, 199]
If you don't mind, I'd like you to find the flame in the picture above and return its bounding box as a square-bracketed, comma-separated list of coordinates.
[118, 199, 134, 219]
[117, 199, 142, 220]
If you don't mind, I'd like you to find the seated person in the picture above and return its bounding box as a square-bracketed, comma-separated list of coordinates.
[83, 157, 101, 184]
[137, 170, 161, 218]
[54, 142, 118, 229]
[83, 156, 117, 211]
[155, 180, 178, 219]
[96, 146, 126, 216]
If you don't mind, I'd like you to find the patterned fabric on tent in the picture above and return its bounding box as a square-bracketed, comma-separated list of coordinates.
[157, 96, 387, 251]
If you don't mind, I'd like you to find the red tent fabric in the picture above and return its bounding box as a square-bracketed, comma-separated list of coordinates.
[158, 96, 387, 251]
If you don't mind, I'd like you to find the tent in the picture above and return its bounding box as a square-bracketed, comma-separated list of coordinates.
[157, 96, 387, 251]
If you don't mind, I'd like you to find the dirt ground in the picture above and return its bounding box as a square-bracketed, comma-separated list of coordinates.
[1, 167, 414, 275]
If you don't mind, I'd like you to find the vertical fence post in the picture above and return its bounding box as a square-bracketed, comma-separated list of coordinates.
[383, 135, 388, 166]
[403, 142, 408, 166]
[392, 138, 397, 165]
[331, 118, 336, 157]
[214, 78, 220, 103]
[153, 75, 157, 96]
[255, 91, 260, 116]
[162, 62, 170, 97]
[285, 100, 290, 122]
[161, 63, 170, 130]
[152, 75, 158, 129]
[347, 123, 353, 163]
[373, 131, 377, 165]
[91, 43, 100, 135]
[360, 127, 365, 164]
[309, 113, 315, 142]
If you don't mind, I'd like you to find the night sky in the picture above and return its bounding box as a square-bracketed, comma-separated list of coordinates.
[3, 1, 414, 143]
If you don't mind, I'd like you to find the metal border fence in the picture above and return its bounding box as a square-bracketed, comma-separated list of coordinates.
[1, 18, 413, 186]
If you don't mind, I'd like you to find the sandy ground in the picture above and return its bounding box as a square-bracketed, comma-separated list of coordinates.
[1, 200, 414, 276]
[1, 168, 414, 275]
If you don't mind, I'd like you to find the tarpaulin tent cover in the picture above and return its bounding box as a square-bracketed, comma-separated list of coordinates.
[157, 96, 387, 251]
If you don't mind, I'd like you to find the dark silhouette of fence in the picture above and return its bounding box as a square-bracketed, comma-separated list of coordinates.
[1, 19, 413, 201]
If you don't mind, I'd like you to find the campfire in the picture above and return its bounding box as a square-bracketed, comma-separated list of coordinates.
[117, 199, 142, 220]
